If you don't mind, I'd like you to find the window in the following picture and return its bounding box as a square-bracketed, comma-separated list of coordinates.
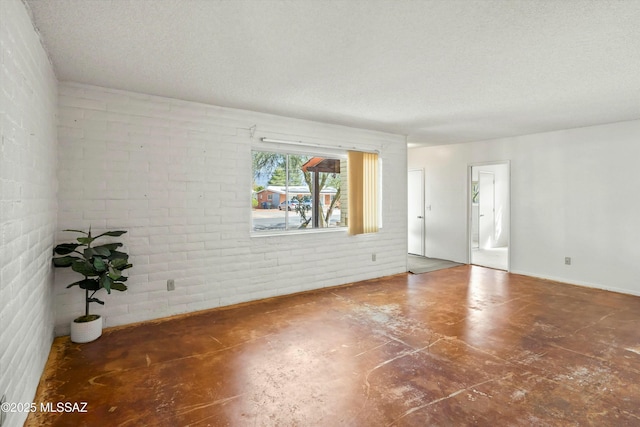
[252, 150, 346, 232]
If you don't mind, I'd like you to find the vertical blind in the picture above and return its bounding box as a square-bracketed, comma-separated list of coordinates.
[348, 151, 379, 235]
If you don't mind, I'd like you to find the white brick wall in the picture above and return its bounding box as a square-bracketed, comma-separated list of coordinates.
[55, 82, 408, 335]
[0, 1, 58, 426]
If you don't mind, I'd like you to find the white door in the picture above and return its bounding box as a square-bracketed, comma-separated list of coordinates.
[478, 171, 495, 249]
[408, 169, 424, 256]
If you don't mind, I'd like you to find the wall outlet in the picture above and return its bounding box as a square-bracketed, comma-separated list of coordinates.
[167, 279, 175, 291]
[372, 253, 376, 262]
[565, 257, 571, 265]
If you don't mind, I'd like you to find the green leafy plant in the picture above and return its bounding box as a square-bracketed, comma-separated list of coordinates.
[53, 229, 132, 322]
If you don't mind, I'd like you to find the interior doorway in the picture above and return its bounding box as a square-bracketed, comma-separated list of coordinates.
[478, 171, 495, 249]
[469, 162, 509, 270]
[408, 169, 424, 256]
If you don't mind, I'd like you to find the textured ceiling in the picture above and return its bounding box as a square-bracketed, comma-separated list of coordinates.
[25, 0, 640, 146]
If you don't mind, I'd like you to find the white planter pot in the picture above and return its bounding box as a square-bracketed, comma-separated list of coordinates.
[70, 315, 103, 343]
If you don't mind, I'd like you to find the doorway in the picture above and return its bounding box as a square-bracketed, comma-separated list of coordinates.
[478, 171, 495, 249]
[469, 162, 509, 270]
[408, 169, 424, 256]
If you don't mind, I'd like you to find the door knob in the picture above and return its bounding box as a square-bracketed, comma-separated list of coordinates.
[417, 216, 423, 219]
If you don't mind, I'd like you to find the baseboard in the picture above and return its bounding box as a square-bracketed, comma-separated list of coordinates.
[509, 269, 640, 297]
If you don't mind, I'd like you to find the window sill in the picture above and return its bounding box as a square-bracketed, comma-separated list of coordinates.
[250, 227, 347, 238]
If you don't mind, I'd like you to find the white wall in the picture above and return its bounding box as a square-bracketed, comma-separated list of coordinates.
[0, 1, 58, 426]
[54, 82, 407, 335]
[409, 120, 640, 296]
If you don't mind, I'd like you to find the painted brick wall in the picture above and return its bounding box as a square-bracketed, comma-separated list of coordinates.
[55, 82, 407, 335]
[0, 1, 58, 426]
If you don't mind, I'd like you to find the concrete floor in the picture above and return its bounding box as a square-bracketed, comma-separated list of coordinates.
[28, 266, 640, 426]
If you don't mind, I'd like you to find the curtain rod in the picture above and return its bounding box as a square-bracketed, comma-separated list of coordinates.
[261, 137, 380, 154]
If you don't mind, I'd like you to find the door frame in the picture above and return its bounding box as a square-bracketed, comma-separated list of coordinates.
[408, 168, 425, 256]
[467, 161, 511, 271]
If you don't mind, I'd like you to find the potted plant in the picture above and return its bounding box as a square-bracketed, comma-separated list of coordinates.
[52, 228, 132, 343]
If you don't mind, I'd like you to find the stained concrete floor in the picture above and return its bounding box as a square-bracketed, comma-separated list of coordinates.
[28, 266, 640, 426]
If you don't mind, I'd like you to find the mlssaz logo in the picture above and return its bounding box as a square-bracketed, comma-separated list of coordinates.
[40, 402, 88, 413]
